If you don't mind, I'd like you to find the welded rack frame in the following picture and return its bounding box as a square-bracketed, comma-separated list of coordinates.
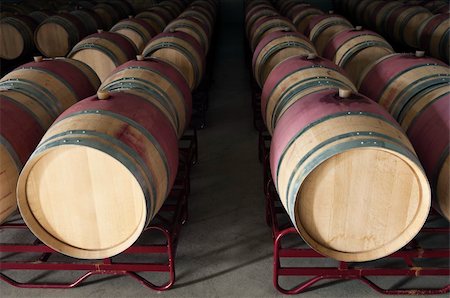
[259, 131, 450, 295]
[0, 130, 198, 291]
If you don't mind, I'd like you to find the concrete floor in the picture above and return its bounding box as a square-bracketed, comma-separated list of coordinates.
[1, 0, 449, 297]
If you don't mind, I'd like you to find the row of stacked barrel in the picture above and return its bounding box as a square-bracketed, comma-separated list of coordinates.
[0, 0, 217, 259]
[335, 0, 449, 64]
[245, 0, 448, 262]
[0, 0, 161, 61]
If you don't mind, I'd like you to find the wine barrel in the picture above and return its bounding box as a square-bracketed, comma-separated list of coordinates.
[0, 57, 100, 224]
[271, 88, 431, 262]
[290, 4, 324, 35]
[186, 5, 215, 29]
[277, 0, 301, 16]
[359, 53, 450, 117]
[252, 30, 316, 88]
[190, 0, 217, 17]
[70, 9, 103, 33]
[160, 0, 184, 16]
[261, 54, 357, 134]
[424, 0, 449, 13]
[0, 57, 101, 115]
[248, 16, 296, 52]
[17, 91, 179, 259]
[110, 17, 157, 52]
[0, 94, 45, 223]
[28, 10, 53, 24]
[417, 13, 449, 63]
[306, 14, 353, 55]
[371, 1, 403, 36]
[68, 31, 137, 82]
[245, 7, 278, 40]
[100, 57, 192, 137]
[0, 16, 37, 60]
[245, 0, 271, 14]
[108, 0, 134, 18]
[396, 83, 450, 219]
[143, 31, 205, 90]
[77, 0, 96, 9]
[360, 0, 384, 29]
[386, 5, 433, 48]
[136, 9, 170, 33]
[93, 3, 121, 30]
[34, 13, 87, 57]
[180, 8, 214, 38]
[322, 27, 395, 87]
[125, 0, 157, 13]
[164, 17, 210, 54]
[359, 53, 450, 219]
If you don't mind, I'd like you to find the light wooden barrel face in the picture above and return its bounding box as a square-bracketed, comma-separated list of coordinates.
[291, 6, 324, 35]
[359, 54, 450, 114]
[111, 18, 156, 52]
[249, 16, 296, 52]
[0, 96, 45, 223]
[0, 16, 36, 60]
[386, 6, 432, 48]
[35, 14, 86, 57]
[261, 55, 357, 134]
[401, 85, 450, 220]
[143, 32, 205, 90]
[100, 59, 192, 137]
[307, 15, 353, 55]
[270, 89, 431, 261]
[164, 17, 210, 54]
[17, 92, 179, 259]
[322, 29, 395, 87]
[252, 31, 317, 88]
[418, 13, 450, 63]
[68, 32, 137, 82]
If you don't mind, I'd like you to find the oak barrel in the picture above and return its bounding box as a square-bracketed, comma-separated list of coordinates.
[359, 53, 450, 219]
[34, 13, 87, 57]
[164, 17, 210, 54]
[385, 5, 433, 48]
[0, 57, 101, 115]
[417, 13, 449, 63]
[261, 54, 356, 134]
[0, 16, 37, 60]
[136, 9, 171, 33]
[68, 31, 138, 82]
[17, 91, 179, 259]
[143, 31, 205, 90]
[248, 16, 296, 52]
[322, 27, 394, 87]
[110, 17, 157, 52]
[100, 57, 192, 138]
[93, 3, 121, 30]
[70, 9, 103, 33]
[306, 14, 353, 55]
[270, 88, 431, 261]
[252, 30, 316, 88]
[290, 4, 324, 35]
